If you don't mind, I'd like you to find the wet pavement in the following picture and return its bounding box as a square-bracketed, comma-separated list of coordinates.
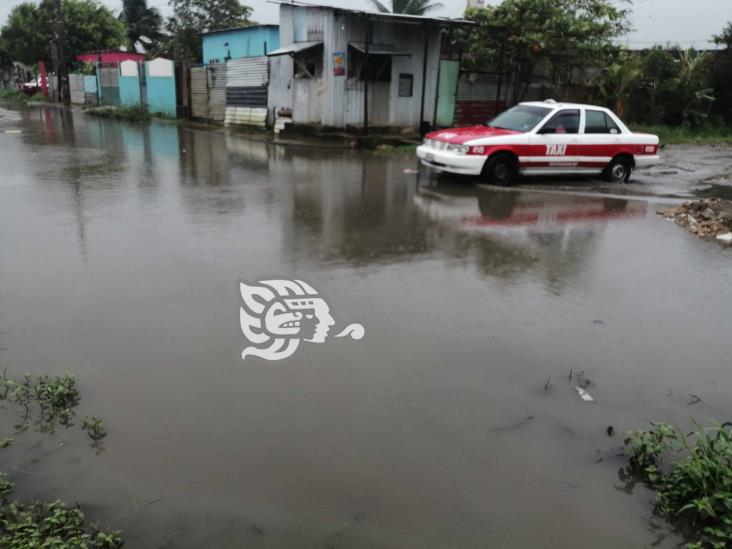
[0, 106, 731, 548]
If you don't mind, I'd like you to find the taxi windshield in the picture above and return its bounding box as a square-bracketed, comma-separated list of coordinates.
[487, 105, 553, 132]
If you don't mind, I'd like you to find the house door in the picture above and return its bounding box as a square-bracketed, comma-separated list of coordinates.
[435, 59, 459, 127]
[368, 82, 390, 126]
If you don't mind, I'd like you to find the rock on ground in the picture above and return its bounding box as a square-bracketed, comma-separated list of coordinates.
[660, 198, 732, 239]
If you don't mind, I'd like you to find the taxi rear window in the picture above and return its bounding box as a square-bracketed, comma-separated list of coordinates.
[585, 110, 620, 134]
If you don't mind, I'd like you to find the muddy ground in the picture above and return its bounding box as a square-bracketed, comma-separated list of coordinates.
[0, 106, 731, 548]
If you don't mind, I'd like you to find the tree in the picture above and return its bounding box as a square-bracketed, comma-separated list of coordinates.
[0, 3, 48, 66]
[711, 22, 732, 123]
[119, 0, 163, 54]
[368, 0, 444, 15]
[713, 22, 732, 48]
[597, 53, 640, 118]
[673, 49, 714, 126]
[461, 0, 630, 103]
[632, 46, 678, 124]
[0, 0, 124, 66]
[161, 0, 253, 63]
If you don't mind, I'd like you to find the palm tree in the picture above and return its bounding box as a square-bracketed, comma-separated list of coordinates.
[119, 0, 163, 53]
[368, 0, 444, 16]
[598, 56, 641, 118]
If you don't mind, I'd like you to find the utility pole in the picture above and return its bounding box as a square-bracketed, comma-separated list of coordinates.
[53, 0, 69, 104]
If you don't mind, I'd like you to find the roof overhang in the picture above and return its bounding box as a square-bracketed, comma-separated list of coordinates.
[267, 41, 324, 57]
[200, 24, 279, 37]
[348, 42, 411, 56]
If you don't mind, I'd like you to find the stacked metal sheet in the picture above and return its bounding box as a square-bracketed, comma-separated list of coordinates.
[207, 64, 227, 122]
[225, 56, 268, 127]
[190, 66, 208, 120]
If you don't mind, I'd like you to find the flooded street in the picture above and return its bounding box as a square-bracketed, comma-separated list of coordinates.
[1, 106, 731, 548]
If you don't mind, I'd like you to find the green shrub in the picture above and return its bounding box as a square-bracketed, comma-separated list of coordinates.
[0, 89, 28, 104]
[624, 421, 732, 548]
[85, 105, 151, 122]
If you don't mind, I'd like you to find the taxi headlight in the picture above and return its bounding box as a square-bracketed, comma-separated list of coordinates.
[446, 144, 469, 155]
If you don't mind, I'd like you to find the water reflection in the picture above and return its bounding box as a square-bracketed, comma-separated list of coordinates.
[415, 184, 647, 289]
[11, 106, 650, 287]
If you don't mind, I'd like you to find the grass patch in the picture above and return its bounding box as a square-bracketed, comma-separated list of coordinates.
[632, 125, 732, 145]
[0, 90, 28, 105]
[27, 92, 54, 103]
[85, 105, 151, 123]
[624, 421, 732, 548]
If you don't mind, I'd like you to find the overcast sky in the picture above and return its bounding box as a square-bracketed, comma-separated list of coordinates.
[0, 0, 729, 49]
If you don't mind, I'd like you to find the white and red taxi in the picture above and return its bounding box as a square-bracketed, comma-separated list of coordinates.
[416, 100, 660, 185]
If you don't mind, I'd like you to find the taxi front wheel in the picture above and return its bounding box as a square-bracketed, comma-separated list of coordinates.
[482, 153, 517, 186]
[604, 156, 632, 183]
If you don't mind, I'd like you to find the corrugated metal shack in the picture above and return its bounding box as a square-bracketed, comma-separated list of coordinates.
[267, 1, 471, 132]
[194, 25, 277, 126]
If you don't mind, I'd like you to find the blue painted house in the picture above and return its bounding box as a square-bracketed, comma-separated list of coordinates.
[201, 25, 280, 64]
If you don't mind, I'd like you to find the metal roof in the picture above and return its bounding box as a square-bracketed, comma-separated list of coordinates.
[200, 24, 279, 37]
[267, 41, 324, 56]
[267, 0, 474, 26]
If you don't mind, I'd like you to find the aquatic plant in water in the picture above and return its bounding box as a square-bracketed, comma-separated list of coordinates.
[0, 370, 123, 546]
[624, 421, 732, 548]
[0, 480, 123, 548]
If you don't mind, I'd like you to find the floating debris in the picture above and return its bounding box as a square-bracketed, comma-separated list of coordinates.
[575, 386, 595, 402]
[569, 370, 595, 401]
[3, 129, 21, 134]
[660, 198, 732, 238]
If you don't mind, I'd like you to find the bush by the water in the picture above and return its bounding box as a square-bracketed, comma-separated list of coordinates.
[624, 421, 732, 548]
[86, 105, 151, 122]
[0, 90, 28, 104]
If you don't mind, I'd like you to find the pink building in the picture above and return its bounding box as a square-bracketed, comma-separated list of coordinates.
[75, 51, 145, 64]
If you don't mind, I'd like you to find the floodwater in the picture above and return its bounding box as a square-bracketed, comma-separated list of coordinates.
[1, 106, 731, 548]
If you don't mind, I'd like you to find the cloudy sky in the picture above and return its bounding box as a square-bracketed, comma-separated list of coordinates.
[0, 0, 729, 49]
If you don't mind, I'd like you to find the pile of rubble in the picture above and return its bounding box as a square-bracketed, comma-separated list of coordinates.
[660, 198, 732, 241]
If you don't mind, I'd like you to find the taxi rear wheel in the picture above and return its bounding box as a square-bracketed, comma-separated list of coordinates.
[482, 153, 517, 186]
[604, 156, 632, 183]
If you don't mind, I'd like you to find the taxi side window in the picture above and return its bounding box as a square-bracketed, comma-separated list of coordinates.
[538, 110, 580, 134]
[585, 110, 621, 134]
